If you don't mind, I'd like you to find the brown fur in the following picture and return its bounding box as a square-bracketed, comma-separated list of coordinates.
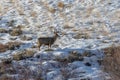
[37, 32, 59, 50]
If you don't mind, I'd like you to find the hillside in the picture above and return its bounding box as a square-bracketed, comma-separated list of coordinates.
[0, 0, 120, 80]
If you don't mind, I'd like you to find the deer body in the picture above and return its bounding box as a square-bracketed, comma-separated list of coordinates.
[37, 32, 58, 50]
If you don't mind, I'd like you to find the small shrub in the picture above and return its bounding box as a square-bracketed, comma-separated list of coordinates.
[23, 49, 36, 58]
[0, 61, 43, 80]
[0, 28, 8, 33]
[13, 52, 23, 60]
[55, 56, 68, 62]
[55, 50, 88, 63]
[6, 41, 22, 50]
[73, 32, 91, 39]
[0, 74, 13, 80]
[68, 50, 82, 62]
[102, 45, 120, 79]
[9, 37, 17, 40]
[58, 2, 64, 9]
[7, 20, 15, 27]
[9, 26, 22, 36]
[0, 41, 21, 52]
[30, 11, 37, 17]
[13, 49, 36, 60]
[82, 51, 92, 57]
[20, 35, 33, 41]
[45, 49, 54, 51]
[0, 44, 8, 52]
[0, 62, 16, 76]
[48, 7, 56, 13]
[1, 58, 12, 64]
[63, 23, 73, 29]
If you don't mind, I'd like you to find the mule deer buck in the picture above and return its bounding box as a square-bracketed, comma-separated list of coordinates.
[37, 31, 59, 50]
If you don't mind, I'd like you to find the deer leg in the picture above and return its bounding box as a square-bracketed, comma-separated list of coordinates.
[48, 44, 50, 49]
[50, 45, 51, 49]
[38, 44, 41, 51]
[48, 44, 51, 49]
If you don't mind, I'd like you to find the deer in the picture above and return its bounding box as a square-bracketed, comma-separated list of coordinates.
[37, 31, 59, 50]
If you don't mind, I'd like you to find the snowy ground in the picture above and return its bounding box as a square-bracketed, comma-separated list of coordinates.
[0, 0, 120, 80]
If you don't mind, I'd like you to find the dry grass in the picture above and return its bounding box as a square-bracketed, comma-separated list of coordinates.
[13, 49, 36, 60]
[0, 44, 8, 52]
[9, 25, 23, 36]
[0, 62, 44, 80]
[48, 7, 56, 13]
[6, 41, 22, 50]
[20, 35, 33, 41]
[73, 32, 91, 39]
[0, 28, 8, 33]
[30, 11, 37, 17]
[7, 20, 15, 27]
[58, 2, 64, 9]
[55, 50, 92, 63]
[0, 74, 14, 80]
[102, 45, 120, 80]
[63, 23, 74, 29]
[0, 41, 22, 52]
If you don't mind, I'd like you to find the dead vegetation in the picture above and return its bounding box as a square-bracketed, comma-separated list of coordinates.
[58, 2, 64, 9]
[0, 61, 43, 80]
[73, 32, 91, 39]
[9, 25, 23, 36]
[0, 44, 8, 52]
[55, 50, 92, 63]
[0, 41, 22, 53]
[63, 23, 74, 29]
[48, 7, 56, 13]
[6, 41, 22, 50]
[7, 20, 15, 27]
[0, 28, 8, 33]
[13, 49, 36, 60]
[20, 35, 33, 41]
[102, 45, 120, 80]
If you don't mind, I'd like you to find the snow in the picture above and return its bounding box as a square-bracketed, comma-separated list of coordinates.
[0, 0, 120, 80]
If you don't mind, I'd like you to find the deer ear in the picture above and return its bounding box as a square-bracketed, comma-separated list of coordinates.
[53, 29, 58, 34]
[54, 28, 57, 32]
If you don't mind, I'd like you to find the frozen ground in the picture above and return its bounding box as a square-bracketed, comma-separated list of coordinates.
[0, 0, 120, 80]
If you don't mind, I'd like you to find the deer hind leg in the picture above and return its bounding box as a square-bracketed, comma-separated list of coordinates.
[38, 43, 41, 51]
[48, 44, 51, 49]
